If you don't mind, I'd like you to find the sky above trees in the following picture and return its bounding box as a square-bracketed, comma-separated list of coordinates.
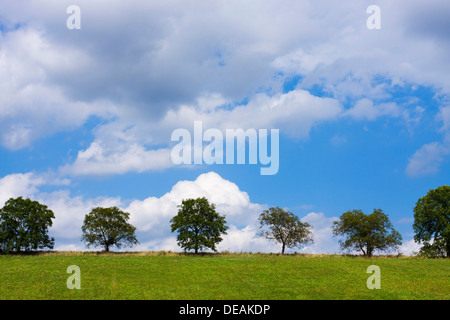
[1, 0, 449, 254]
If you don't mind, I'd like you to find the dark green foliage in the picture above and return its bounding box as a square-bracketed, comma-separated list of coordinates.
[81, 207, 139, 252]
[0, 197, 55, 253]
[170, 197, 228, 253]
[332, 209, 402, 257]
[258, 207, 313, 254]
[413, 185, 450, 257]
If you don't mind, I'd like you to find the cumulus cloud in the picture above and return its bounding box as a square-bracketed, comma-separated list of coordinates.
[0, 27, 116, 149]
[0, 172, 121, 245]
[300, 212, 340, 254]
[218, 225, 279, 253]
[405, 141, 450, 177]
[1, 0, 449, 178]
[60, 89, 342, 176]
[0, 171, 421, 254]
[126, 171, 266, 247]
[2, 1, 450, 253]
[0, 171, 270, 251]
[60, 142, 174, 176]
[405, 103, 450, 178]
[43, 190, 122, 241]
[345, 99, 402, 121]
[0, 172, 45, 205]
[399, 239, 421, 255]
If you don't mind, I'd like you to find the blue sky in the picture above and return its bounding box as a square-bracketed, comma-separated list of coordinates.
[1, 0, 449, 254]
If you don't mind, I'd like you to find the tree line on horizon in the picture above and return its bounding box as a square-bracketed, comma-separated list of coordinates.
[0, 185, 449, 258]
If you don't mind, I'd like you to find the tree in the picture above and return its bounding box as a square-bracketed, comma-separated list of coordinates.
[258, 207, 313, 254]
[0, 197, 55, 253]
[413, 185, 450, 257]
[332, 209, 402, 257]
[81, 207, 139, 252]
[170, 197, 228, 253]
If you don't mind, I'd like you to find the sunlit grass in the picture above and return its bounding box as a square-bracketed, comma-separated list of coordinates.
[0, 252, 448, 300]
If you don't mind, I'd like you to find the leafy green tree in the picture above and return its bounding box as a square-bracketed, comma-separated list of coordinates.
[81, 207, 139, 252]
[258, 207, 313, 254]
[413, 185, 450, 257]
[332, 209, 402, 257]
[170, 197, 228, 253]
[0, 197, 55, 253]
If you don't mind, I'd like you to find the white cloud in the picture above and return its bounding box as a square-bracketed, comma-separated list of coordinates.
[405, 141, 450, 177]
[0, 171, 268, 251]
[345, 99, 402, 121]
[212, 89, 343, 138]
[60, 89, 342, 176]
[42, 190, 122, 241]
[218, 225, 278, 253]
[0, 173, 116, 247]
[3, 1, 448, 143]
[0, 28, 115, 149]
[60, 142, 174, 176]
[2, 1, 450, 253]
[53, 243, 85, 252]
[126, 171, 265, 243]
[300, 212, 340, 254]
[2, 0, 450, 177]
[439, 106, 450, 132]
[133, 237, 179, 252]
[0, 172, 121, 244]
[404, 102, 450, 178]
[399, 239, 421, 255]
[0, 172, 45, 205]
[0, 171, 344, 253]
[0, 171, 419, 255]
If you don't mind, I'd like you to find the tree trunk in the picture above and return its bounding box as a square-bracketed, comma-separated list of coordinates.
[105, 244, 109, 252]
[281, 243, 285, 255]
[367, 245, 373, 258]
[194, 228, 199, 254]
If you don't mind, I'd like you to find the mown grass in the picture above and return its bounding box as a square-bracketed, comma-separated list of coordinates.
[0, 252, 448, 300]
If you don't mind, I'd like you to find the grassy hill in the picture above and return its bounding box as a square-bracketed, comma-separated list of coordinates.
[0, 251, 448, 300]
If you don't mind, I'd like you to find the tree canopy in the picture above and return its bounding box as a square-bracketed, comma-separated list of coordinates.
[258, 207, 313, 254]
[170, 197, 228, 253]
[0, 197, 55, 253]
[332, 209, 402, 257]
[413, 185, 450, 257]
[81, 207, 139, 252]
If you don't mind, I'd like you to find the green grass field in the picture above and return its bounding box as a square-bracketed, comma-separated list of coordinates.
[0, 252, 448, 300]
